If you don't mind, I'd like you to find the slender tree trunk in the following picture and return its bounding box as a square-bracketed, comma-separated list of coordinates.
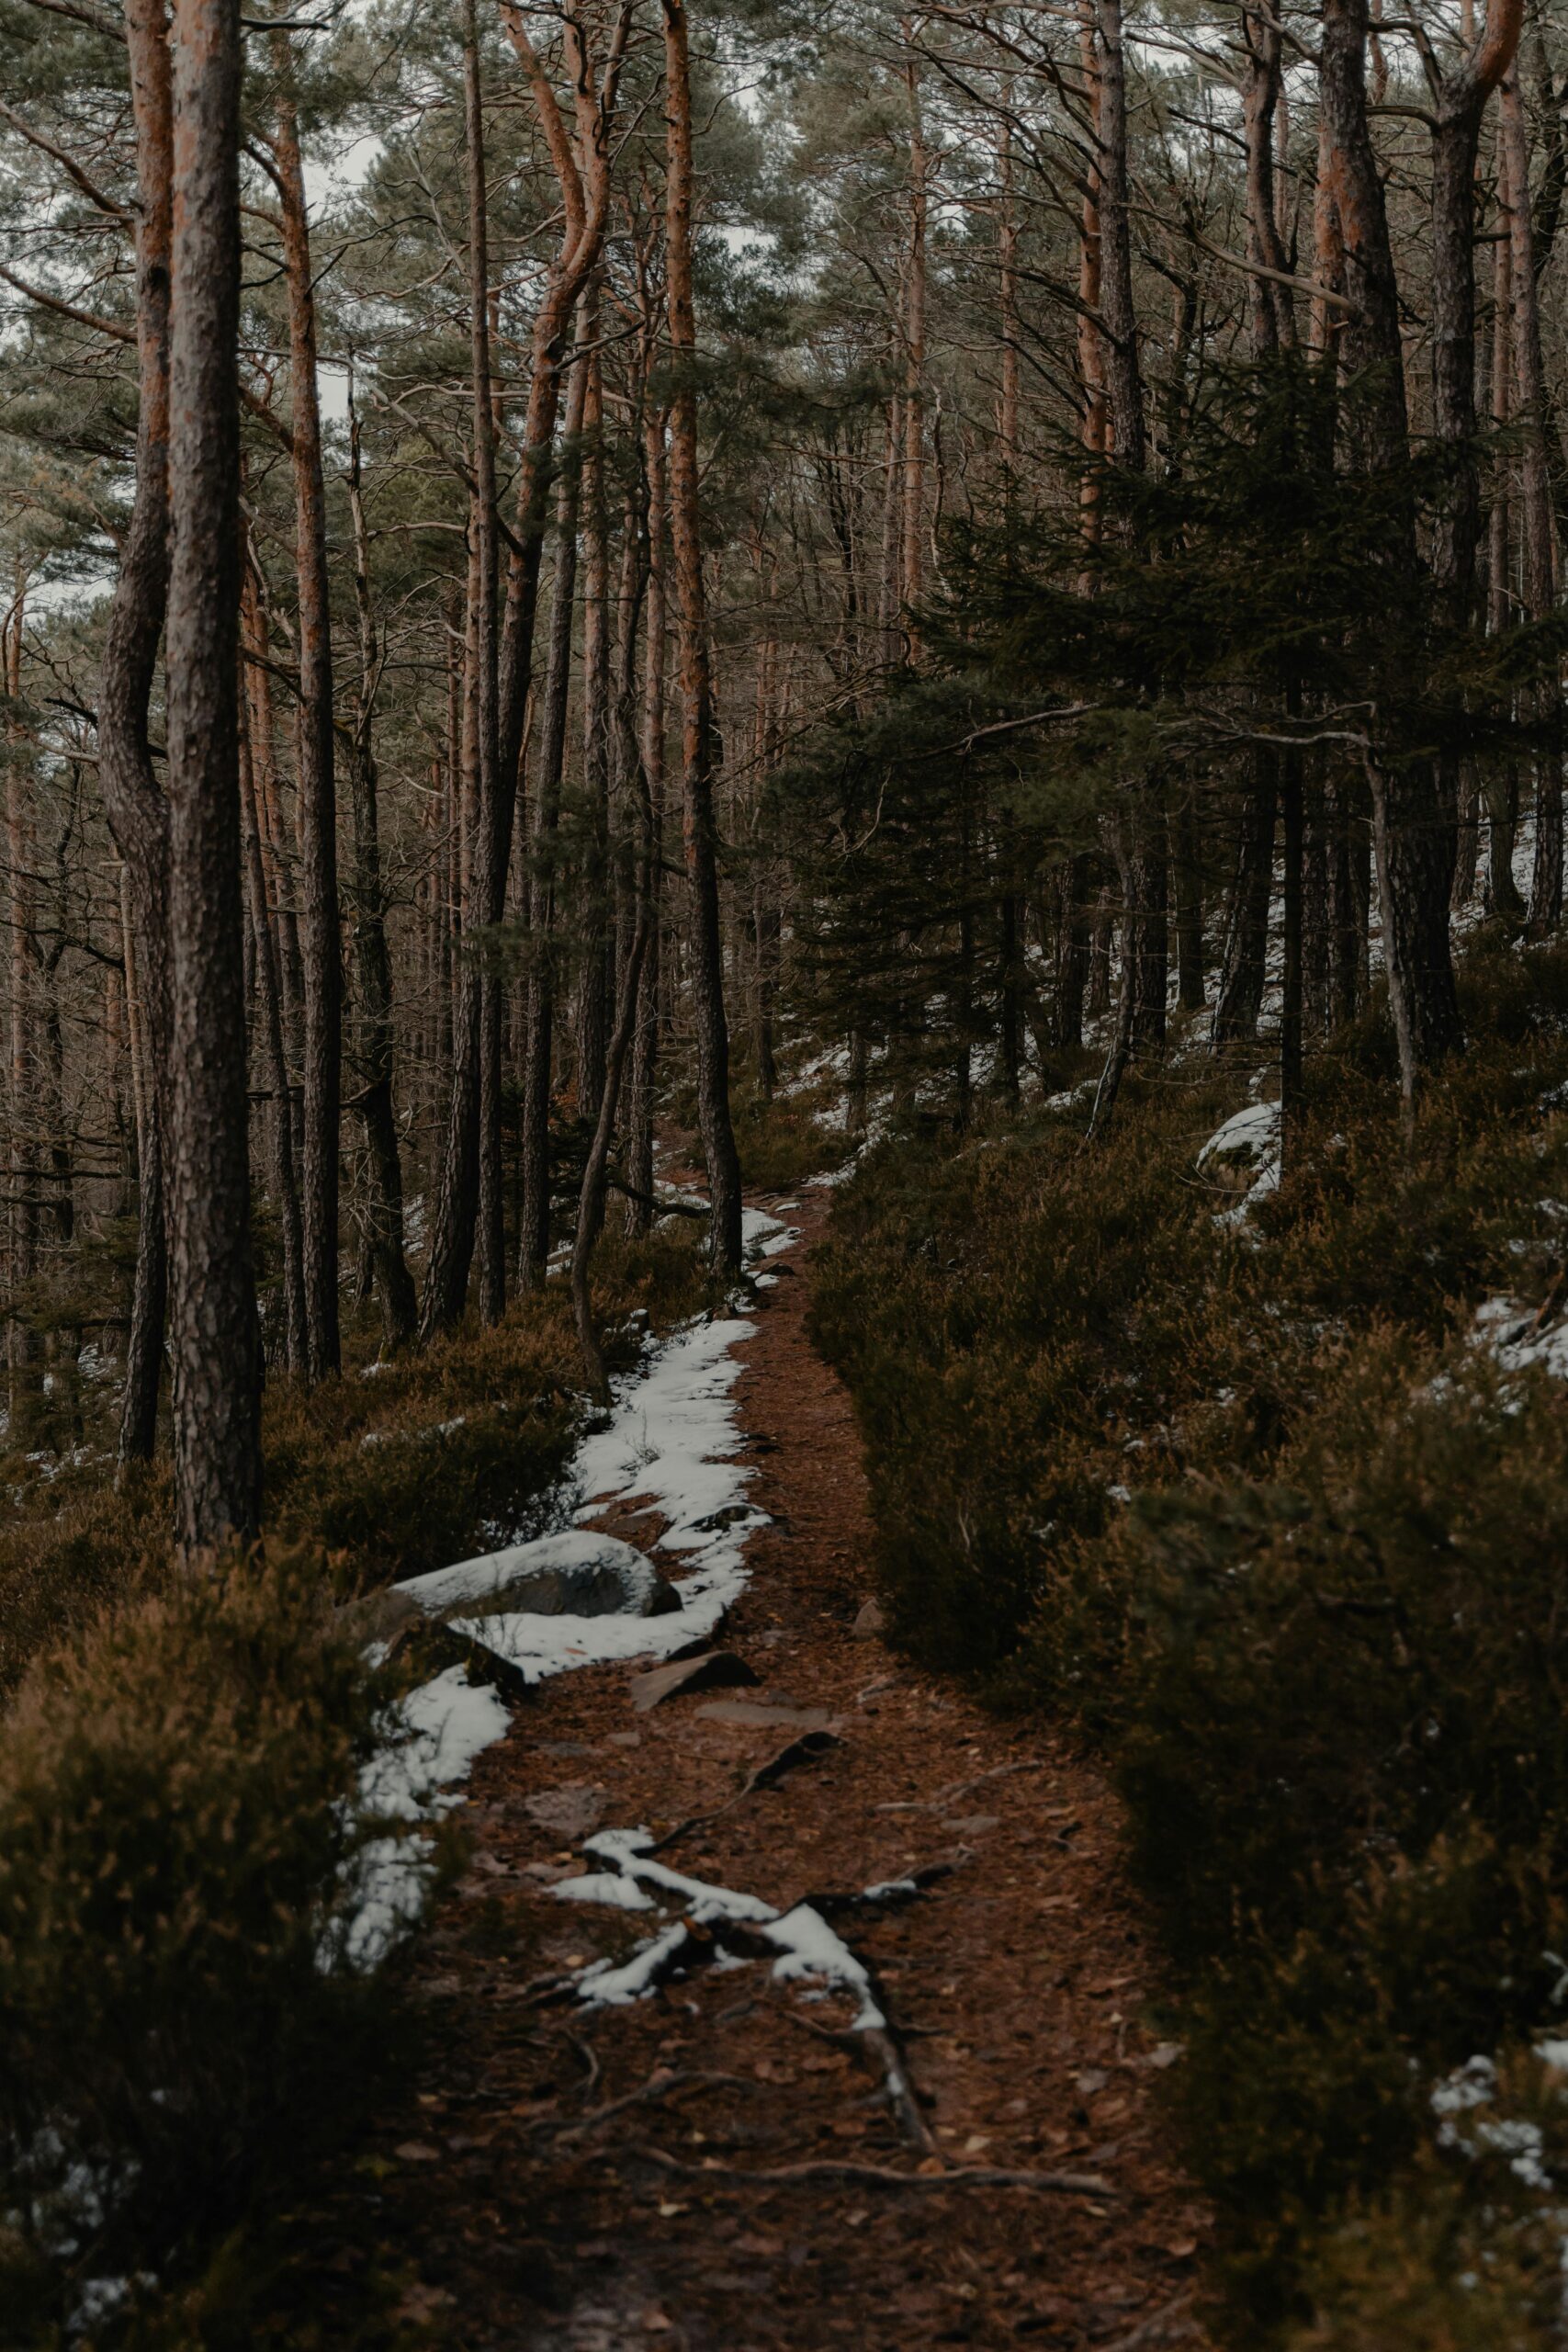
[1241, 6, 1296, 353]
[1077, 1, 1107, 545]
[997, 111, 1020, 492]
[1052, 855, 1092, 1052]
[275, 34, 341, 1379]
[1503, 68, 1564, 933]
[97, 0, 172, 1473]
[900, 39, 929, 645]
[240, 645, 308, 1374]
[164, 0, 261, 1546]
[1128, 786, 1168, 1050]
[576, 307, 611, 1123]
[1322, 0, 1462, 1080]
[422, 0, 502, 1339]
[6, 606, 38, 1442]
[625, 408, 668, 1238]
[1094, 0, 1145, 470]
[1486, 127, 1526, 918]
[1172, 789, 1205, 1012]
[572, 905, 650, 1396]
[1213, 760, 1278, 1046]
[346, 401, 417, 1346]
[663, 0, 743, 1276]
[518, 336, 591, 1291]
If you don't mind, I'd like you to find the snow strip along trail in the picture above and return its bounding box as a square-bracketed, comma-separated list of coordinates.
[344, 1203, 798, 1967]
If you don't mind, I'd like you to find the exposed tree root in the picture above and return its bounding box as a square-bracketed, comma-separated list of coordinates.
[636, 2145, 1120, 2199]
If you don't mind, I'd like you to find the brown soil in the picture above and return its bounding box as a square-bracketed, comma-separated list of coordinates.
[285, 1192, 1208, 2350]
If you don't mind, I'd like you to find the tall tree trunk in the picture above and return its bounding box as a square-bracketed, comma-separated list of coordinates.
[1171, 788, 1206, 1011]
[1213, 759, 1277, 1045]
[422, 0, 502, 1339]
[1428, 0, 1523, 629]
[275, 33, 341, 1379]
[1322, 0, 1463, 1083]
[518, 336, 591, 1291]
[1486, 127, 1527, 919]
[663, 0, 743, 1276]
[6, 601, 38, 1442]
[624, 407, 668, 1238]
[240, 641, 308, 1374]
[1052, 855, 1092, 1052]
[900, 38, 929, 644]
[1241, 4, 1296, 354]
[346, 401, 418, 1346]
[164, 0, 261, 1546]
[97, 0, 172, 1473]
[1093, 0, 1145, 470]
[1077, 0, 1107, 546]
[997, 110, 1020, 493]
[1128, 786, 1168, 1050]
[1503, 68, 1564, 933]
[575, 307, 611, 1124]
[573, 897, 650, 1395]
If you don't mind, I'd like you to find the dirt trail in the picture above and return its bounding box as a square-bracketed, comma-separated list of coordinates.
[307, 1192, 1207, 2349]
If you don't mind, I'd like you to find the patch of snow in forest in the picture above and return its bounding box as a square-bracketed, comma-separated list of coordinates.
[335, 1668, 512, 1970]
[1197, 1098, 1282, 1229]
[1431, 2054, 1552, 2191]
[550, 1870, 656, 1912]
[780, 1044, 852, 1098]
[348, 1221, 795, 1963]
[1470, 1295, 1568, 1380]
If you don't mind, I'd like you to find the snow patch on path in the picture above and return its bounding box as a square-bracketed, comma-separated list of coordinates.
[337, 1668, 512, 1970]
[560, 1826, 886, 2030]
[345, 1216, 795, 1961]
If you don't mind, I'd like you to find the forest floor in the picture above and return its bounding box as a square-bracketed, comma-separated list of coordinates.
[276, 1189, 1208, 2352]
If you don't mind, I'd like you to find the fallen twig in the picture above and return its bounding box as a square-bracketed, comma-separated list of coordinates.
[875, 1758, 1044, 1815]
[649, 1728, 842, 1856]
[1101, 2291, 1200, 2350]
[545, 2065, 760, 2147]
[636, 2145, 1118, 2199]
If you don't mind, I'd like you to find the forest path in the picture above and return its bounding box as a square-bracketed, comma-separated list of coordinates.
[318, 1191, 1207, 2350]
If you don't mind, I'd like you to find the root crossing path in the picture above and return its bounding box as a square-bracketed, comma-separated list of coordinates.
[313, 1191, 1208, 2349]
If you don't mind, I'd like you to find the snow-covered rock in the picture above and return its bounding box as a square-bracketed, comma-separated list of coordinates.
[396, 1528, 680, 1623]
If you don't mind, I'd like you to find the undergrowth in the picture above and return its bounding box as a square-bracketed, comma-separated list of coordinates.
[812, 933, 1568, 2342]
[0, 1544, 407, 2346]
[0, 1224, 711, 1693]
[0, 1222, 713, 2343]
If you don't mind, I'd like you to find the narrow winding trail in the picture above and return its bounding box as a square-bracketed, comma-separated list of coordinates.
[317, 1192, 1207, 2349]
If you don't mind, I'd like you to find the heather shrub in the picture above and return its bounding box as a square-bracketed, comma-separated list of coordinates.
[0, 1224, 714, 1691]
[0, 1545, 404, 2337]
[812, 934, 1568, 2335]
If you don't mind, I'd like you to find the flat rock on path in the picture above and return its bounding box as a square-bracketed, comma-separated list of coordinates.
[288, 1192, 1209, 2351]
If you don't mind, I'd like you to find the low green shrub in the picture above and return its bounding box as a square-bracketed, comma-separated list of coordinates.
[0, 1225, 714, 1691]
[811, 934, 1568, 2337]
[0, 1545, 404, 2341]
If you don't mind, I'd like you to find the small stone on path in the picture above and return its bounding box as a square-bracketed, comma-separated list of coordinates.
[627, 1650, 760, 1712]
[694, 1699, 838, 1734]
[524, 1782, 611, 1838]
